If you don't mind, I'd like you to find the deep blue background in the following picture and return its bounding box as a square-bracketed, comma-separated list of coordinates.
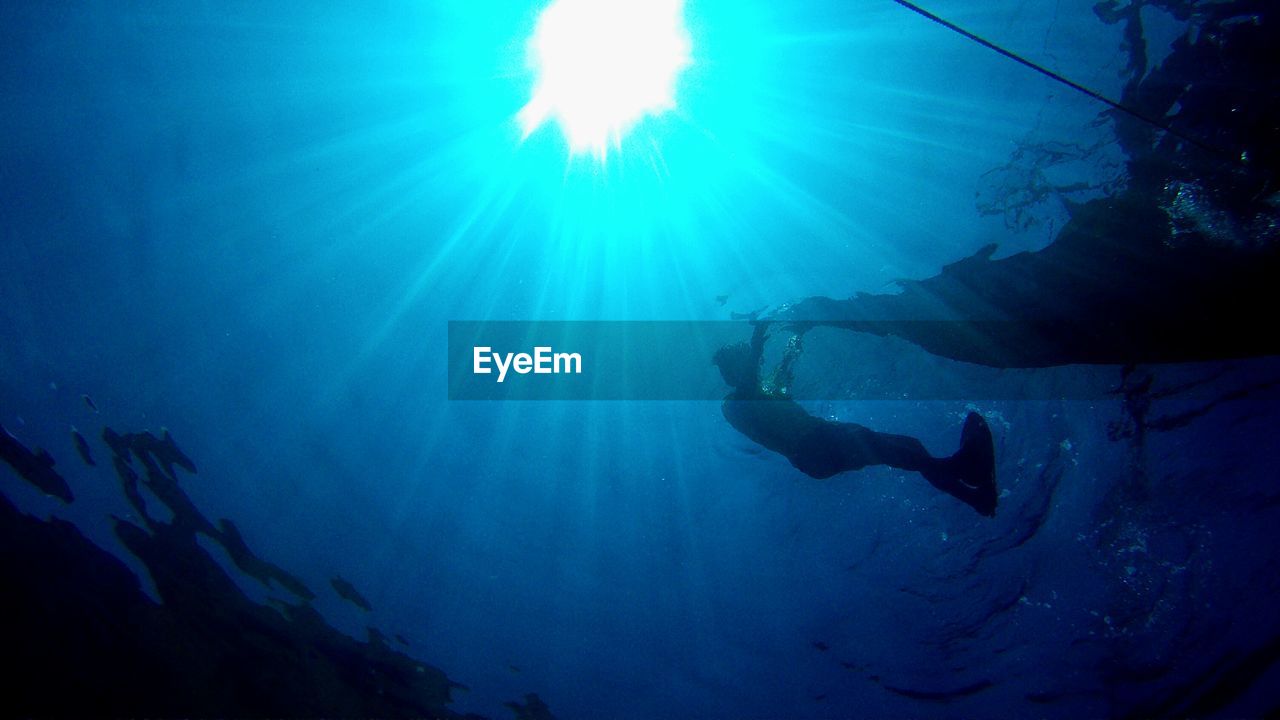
[3, 1, 1278, 718]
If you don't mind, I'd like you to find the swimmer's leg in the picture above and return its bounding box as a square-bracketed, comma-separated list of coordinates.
[791, 414, 998, 517]
[789, 422, 940, 479]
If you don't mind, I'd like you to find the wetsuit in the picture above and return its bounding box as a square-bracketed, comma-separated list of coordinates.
[716, 325, 997, 516]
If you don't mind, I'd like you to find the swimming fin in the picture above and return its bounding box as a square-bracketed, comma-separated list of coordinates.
[925, 412, 997, 517]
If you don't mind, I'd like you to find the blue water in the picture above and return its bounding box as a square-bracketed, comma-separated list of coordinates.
[3, 1, 1278, 718]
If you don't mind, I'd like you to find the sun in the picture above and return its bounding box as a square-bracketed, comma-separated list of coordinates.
[517, 0, 692, 159]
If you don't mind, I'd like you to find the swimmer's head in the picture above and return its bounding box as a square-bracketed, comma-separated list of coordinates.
[713, 342, 758, 390]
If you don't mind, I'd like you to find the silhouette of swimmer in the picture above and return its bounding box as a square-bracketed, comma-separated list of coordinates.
[714, 324, 998, 516]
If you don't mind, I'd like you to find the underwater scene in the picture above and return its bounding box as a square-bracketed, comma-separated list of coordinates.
[2, 0, 1278, 718]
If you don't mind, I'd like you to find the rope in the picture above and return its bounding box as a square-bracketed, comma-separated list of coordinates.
[888, 0, 1232, 160]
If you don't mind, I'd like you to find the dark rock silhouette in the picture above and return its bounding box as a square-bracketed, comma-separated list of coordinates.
[70, 427, 95, 467]
[332, 574, 373, 611]
[504, 693, 558, 720]
[1, 460, 469, 716]
[1, 420, 558, 719]
[102, 426, 290, 596]
[883, 679, 994, 703]
[1, 423, 73, 503]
